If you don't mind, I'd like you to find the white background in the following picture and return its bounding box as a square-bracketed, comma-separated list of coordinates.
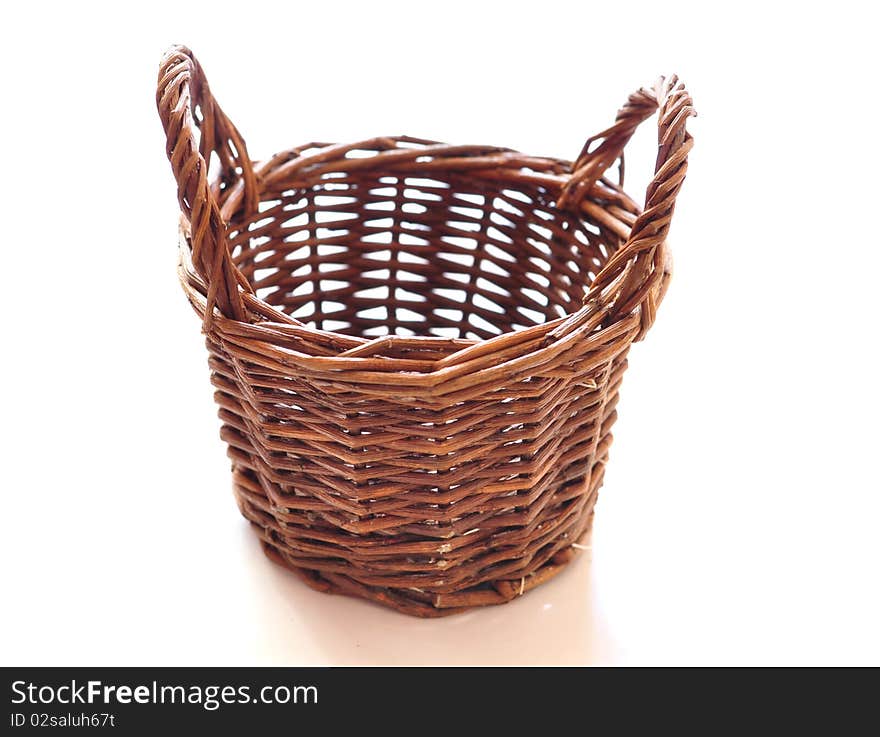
[1, 1, 878, 665]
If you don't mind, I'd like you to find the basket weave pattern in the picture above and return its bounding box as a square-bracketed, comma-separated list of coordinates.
[157, 46, 694, 616]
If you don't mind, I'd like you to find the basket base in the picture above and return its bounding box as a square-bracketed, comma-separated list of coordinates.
[254, 507, 595, 618]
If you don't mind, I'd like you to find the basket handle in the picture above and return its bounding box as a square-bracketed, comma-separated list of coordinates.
[156, 45, 258, 326]
[559, 76, 695, 340]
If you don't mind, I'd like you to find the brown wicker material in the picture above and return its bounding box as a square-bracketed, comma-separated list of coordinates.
[157, 45, 695, 617]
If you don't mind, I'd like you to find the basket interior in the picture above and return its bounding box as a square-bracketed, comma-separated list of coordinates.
[227, 170, 620, 340]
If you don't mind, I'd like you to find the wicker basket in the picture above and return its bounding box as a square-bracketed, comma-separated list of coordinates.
[157, 46, 694, 617]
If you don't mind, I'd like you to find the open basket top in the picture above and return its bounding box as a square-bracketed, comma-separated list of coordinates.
[158, 46, 694, 377]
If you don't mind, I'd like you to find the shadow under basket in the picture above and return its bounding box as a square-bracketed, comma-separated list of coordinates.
[157, 45, 695, 617]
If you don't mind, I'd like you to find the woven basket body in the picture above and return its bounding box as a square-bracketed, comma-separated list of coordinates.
[157, 47, 694, 616]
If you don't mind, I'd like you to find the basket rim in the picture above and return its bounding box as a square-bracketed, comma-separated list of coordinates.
[177, 136, 649, 374]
